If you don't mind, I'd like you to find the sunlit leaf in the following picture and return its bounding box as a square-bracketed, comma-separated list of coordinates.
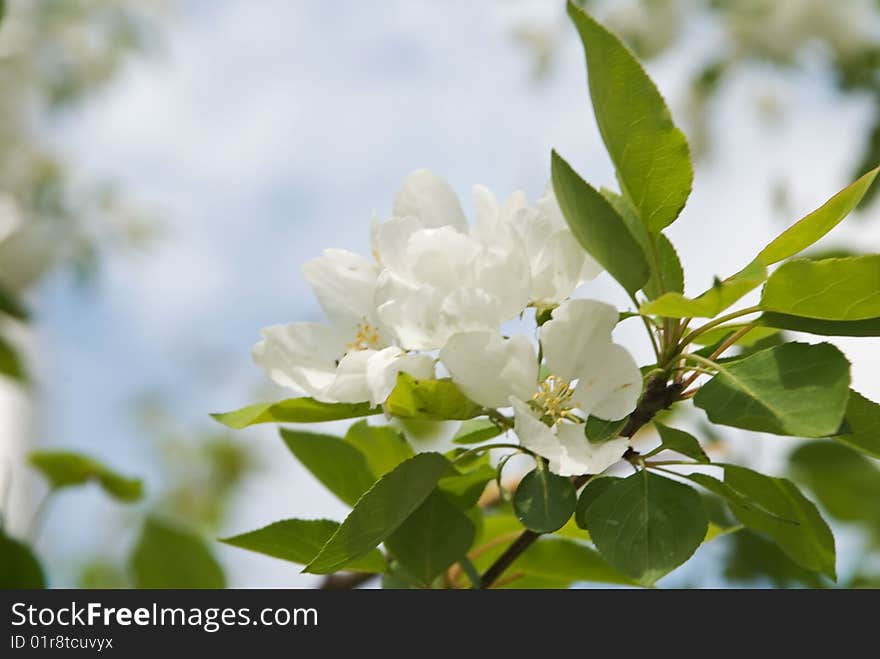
[693, 342, 850, 437]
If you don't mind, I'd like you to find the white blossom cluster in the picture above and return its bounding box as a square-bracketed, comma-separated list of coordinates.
[253, 170, 643, 475]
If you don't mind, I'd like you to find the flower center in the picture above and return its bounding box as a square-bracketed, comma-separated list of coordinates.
[531, 375, 577, 425]
[347, 320, 381, 352]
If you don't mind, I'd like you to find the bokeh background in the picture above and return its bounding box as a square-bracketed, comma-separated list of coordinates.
[2, 0, 880, 588]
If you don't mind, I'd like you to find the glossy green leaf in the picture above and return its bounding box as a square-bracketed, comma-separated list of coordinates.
[220, 519, 385, 573]
[211, 397, 380, 429]
[693, 342, 850, 437]
[834, 390, 880, 459]
[28, 450, 143, 502]
[305, 453, 452, 574]
[0, 283, 28, 320]
[640, 259, 766, 319]
[721, 464, 836, 580]
[567, 2, 692, 233]
[757, 167, 879, 264]
[385, 491, 476, 586]
[344, 421, 413, 479]
[0, 529, 45, 588]
[452, 418, 502, 445]
[130, 517, 225, 588]
[584, 416, 626, 443]
[551, 151, 650, 294]
[584, 471, 707, 585]
[385, 373, 482, 421]
[759, 312, 880, 337]
[648, 423, 709, 463]
[280, 428, 376, 507]
[574, 476, 620, 529]
[761, 256, 880, 321]
[790, 442, 880, 527]
[0, 334, 26, 381]
[513, 465, 577, 533]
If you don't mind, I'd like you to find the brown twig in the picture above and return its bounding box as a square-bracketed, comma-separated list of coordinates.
[319, 572, 377, 589]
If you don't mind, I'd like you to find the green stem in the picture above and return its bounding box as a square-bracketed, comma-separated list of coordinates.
[452, 443, 532, 464]
[28, 492, 56, 543]
[676, 305, 762, 353]
[629, 293, 661, 359]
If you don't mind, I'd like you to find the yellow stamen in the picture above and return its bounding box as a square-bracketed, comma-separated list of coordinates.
[347, 319, 381, 351]
[531, 375, 576, 425]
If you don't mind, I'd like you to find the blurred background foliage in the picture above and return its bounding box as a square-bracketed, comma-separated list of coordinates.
[518, 0, 880, 207]
[1, 0, 879, 588]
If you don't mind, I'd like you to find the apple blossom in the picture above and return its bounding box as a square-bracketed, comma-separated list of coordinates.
[440, 299, 641, 476]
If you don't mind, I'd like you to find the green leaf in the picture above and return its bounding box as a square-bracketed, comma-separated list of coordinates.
[603, 188, 683, 299]
[513, 465, 577, 533]
[344, 421, 413, 479]
[761, 256, 880, 321]
[130, 517, 225, 588]
[280, 428, 376, 507]
[438, 465, 497, 509]
[28, 450, 143, 502]
[789, 442, 880, 528]
[220, 519, 385, 573]
[0, 283, 29, 320]
[574, 476, 620, 529]
[567, 2, 692, 233]
[0, 334, 26, 382]
[759, 312, 880, 337]
[834, 390, 880, 459]
[0, 529, 45, 588]
[720, 464, 836, 580]
[385, 373, 482, 421]
[551, 151, 650, 294]
[305, 453, 452, 574]
[583, 471, 707, 585]
[584, 416, 626, 443]
[693, 342, 850, 437]
[385, 491, 476, 586]
[453, 418, 502, 445]
[724, 529, 827, 588]
[648, 423, 709, 463]
[640, 259, 767, 319]
[757, 167, 879, 264]
[693, 324, 780, 348]
[211, 397, 380, 429]
[510, 537, 637, 587]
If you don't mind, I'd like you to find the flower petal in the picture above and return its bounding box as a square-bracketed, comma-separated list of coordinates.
[322, 349, 374, 403]
[441, 332, 537, 408]
[571, 343, 642, 420]
[539, 299, 620, 381]
[511, 397, 565, 469]
[553, 423, 629, 476]
[376, 272, 503, 350]
[393, 169, 467, 231]
[252, 322, 347, 397]
[302, 248, 379, 330]
[365, 346, 435, 407]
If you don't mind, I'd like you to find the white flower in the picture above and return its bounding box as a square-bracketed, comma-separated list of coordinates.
[475, 184, 602, 307]
[0, 193, 58, 291]
[372, 169, 532, 350]
[440, 299, 641, 476]
[252, 248, 434, 406]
